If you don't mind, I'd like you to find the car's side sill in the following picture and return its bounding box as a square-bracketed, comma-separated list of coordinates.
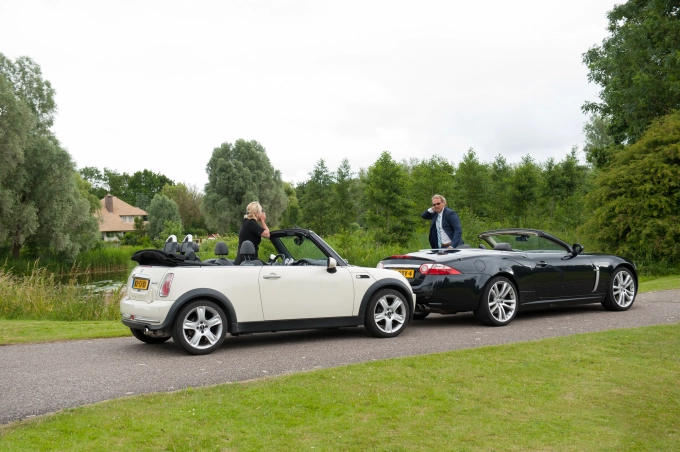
[230, 316, 364, 334]
[522, 295, 604, 306]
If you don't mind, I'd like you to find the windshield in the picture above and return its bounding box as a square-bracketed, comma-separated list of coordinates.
[483, 234, 568, 253]
[278, 235, 328, 260]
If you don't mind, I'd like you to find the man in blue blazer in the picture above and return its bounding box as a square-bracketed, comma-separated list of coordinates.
[421, 194, 464, 249]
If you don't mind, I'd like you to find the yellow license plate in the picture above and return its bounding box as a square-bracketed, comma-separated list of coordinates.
[132, 278, 150, 290]
[394, 269, 414, 279]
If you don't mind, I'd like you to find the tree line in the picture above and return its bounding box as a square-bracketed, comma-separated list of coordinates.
[1, 0, 679, 268]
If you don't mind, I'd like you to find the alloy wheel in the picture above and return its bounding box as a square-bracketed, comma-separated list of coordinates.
[373, 294, 407, 334]
[181, 305, 224, 350]
[487, 281, 517, 323]
[612, 270, 635, 308]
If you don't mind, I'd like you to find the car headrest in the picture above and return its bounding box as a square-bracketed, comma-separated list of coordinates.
[493, 242, 512, 251]
[239, 240, 256, 256]
[214, 241, 229, 256]
[163, 241, 179, 253]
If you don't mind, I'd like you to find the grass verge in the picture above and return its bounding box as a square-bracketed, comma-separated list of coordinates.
[1, 324, 679, 451]
[0, 320, 131, 345]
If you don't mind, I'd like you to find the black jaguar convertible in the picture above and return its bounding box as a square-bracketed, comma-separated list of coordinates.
[377, 229, 637, 326]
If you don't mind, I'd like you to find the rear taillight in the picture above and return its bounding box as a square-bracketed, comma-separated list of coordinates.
[419, 263, 462, 275]
[159, 273, 174, 297]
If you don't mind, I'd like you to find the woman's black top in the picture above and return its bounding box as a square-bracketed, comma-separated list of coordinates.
[234, 218, 265, 265]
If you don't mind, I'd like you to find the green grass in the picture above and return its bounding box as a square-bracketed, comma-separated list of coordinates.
[1, 324, 678, 451]
[0, 320, 131, 345]
[638, 274, 680, 292]
[0, 266, 122, 321]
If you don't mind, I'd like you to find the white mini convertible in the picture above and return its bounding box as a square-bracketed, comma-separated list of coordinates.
[121, 229, 415, 355]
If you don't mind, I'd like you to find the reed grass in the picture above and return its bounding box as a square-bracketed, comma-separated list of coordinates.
[0, 266, 122, 321]
[2, 245, 144, 277]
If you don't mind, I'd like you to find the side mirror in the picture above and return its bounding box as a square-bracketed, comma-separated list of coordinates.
[327, 257, 337, 273]
[572, 243, 584, 255]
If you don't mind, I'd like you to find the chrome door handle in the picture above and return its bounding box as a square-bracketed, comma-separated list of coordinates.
[536, 261, 549, 268]
[263, 274, 281, 280]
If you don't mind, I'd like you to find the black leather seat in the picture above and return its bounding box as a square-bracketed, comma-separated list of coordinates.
[184, 248, 200, 262]
[493, 242, 512, 251]
[239, 241, 263, 266]
[214, 241, 233, 266]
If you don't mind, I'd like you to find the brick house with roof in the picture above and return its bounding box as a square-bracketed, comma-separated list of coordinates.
[97, 194, 148, 241]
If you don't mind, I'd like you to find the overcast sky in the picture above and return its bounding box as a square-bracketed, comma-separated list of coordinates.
[1, 0, 617, 190]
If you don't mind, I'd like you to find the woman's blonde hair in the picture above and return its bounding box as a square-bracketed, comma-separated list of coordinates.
[244, 201, 263, 220]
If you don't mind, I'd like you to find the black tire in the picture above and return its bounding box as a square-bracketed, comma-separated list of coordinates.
[172, 300, 227, 355]
[364, 289, 409, 338]
[129, 327, 171, 344]
[412, 311, 430, 320]
[601, 267, 636, 311]
[474, 276, 518, 326]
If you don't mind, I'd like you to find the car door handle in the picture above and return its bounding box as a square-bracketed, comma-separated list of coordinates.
[536, 261, 549, 268]
[263, 274, 281, 280]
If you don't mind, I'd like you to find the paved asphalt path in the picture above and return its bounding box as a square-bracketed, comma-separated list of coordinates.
[1, 290, 679, 425]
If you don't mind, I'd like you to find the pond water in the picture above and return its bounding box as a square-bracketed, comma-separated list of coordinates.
[57, 270, 129, 293]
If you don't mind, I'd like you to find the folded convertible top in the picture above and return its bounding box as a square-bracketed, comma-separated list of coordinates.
[131, 249, 190, 267]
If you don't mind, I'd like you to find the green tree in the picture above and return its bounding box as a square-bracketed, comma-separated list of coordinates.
[126, 169, 174, 208]
[78, 166, 108, 199]
[3, 134, 99, 259]
[299, 159, 334, 235]
[508, 155, 541, 226]
[0, 55, 99, 260]
[454, 149, 491, 217]
[488, 154, 513, 221]
[410, 155, 456, 211]
[202, 139, 287, 233]
[364, 151, 414, 242]
[583, 114, 617, 169]
[74, 173, 102, 214]
[542, 148, 589, 226]
[331, 158, 358, 231]
[162, 183, 205, 231]
[582, 111, 680, 262]
[279, 182, 300, 229]
[146, 194, 182, 240]
[0, 54, 56, 132]
[78, 167, 174, 207]
[0, 73, 33, 243]
[582, 0, 680, 143]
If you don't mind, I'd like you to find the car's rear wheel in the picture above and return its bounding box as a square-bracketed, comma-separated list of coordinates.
[172, 300, 227, 355]
[364, 289, 409, 338]
[129, 327, 171, 344]
[474, 276, 518, 326]
[602, 268, 636, 311]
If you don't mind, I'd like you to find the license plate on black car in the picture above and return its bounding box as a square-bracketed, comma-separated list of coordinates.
[394, 269, 414, 279]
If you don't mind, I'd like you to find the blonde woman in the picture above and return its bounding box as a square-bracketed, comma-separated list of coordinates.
[234, 201, 271, 265]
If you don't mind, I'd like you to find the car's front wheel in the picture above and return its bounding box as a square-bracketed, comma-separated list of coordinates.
[474, 276, 518, 326]
[130, 327, 171, 344]
[364, 289, 409, 338]
[602, 267, 636, 311]
[172, 300, 227, 355]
